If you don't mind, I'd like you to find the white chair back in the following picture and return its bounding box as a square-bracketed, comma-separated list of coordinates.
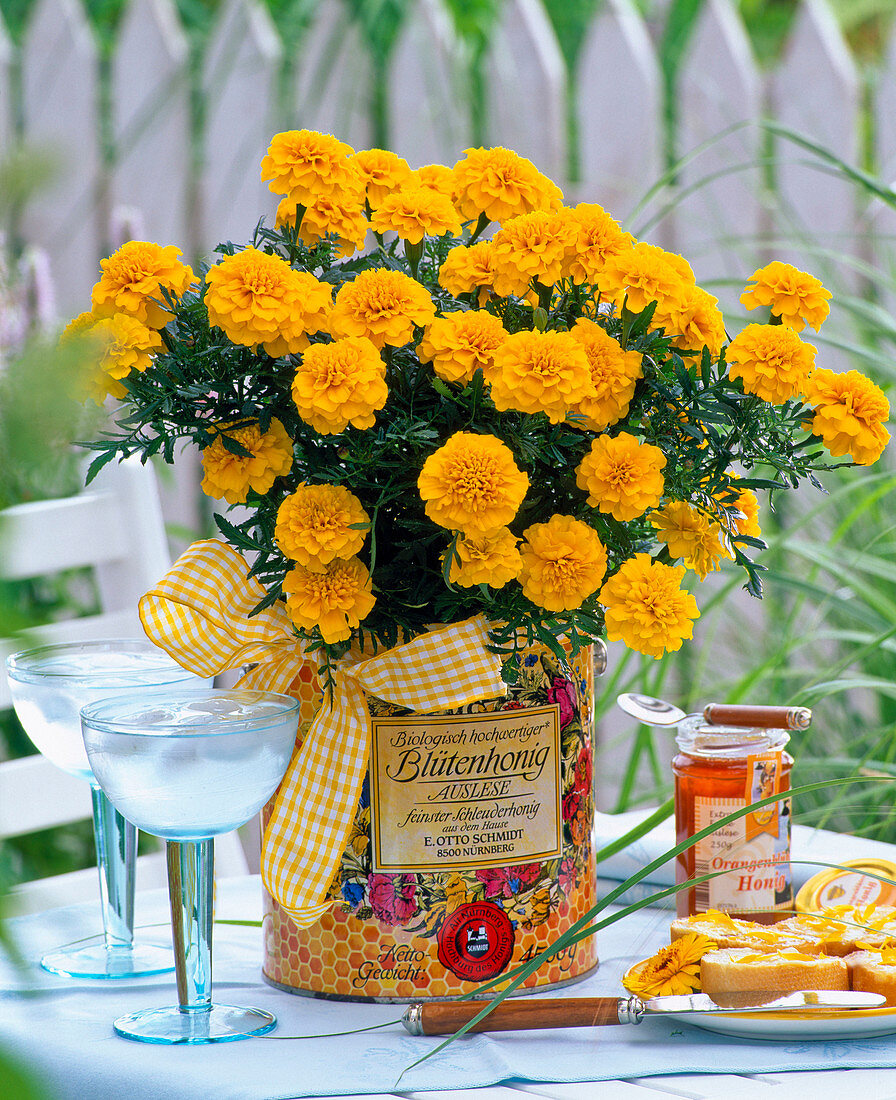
[0, 457, 251, 912]
[0, 455, 170, 706]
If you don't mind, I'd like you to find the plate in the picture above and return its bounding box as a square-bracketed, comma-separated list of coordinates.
[624, 958, 896, 1041]
[663, 1007, 896, 1041]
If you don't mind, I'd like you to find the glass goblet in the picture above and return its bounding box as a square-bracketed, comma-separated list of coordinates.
[5, 639, 208, 979]
[81, 687, 300, 1044]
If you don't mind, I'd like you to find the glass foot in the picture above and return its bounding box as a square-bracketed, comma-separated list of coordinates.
[40, 941, 174, 980]
[113, 1004, 276, 1044]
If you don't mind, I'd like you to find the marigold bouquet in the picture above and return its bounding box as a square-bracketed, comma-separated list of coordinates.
[71, 130, 890, 679]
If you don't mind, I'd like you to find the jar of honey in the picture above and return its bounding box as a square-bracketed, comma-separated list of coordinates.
[672, 717, 793, 919]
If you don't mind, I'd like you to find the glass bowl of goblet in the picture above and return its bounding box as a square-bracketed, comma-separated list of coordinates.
[81, 687, 300, 1044]
[5, 639, 209, 978]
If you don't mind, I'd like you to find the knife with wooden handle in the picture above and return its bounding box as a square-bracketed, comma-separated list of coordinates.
[402, 991, 886, 1035]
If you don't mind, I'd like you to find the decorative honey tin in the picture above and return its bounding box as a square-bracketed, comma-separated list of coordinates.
[262, 640, 602, 1001]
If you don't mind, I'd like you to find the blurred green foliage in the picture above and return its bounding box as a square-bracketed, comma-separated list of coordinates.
[0, 343, 101, 886]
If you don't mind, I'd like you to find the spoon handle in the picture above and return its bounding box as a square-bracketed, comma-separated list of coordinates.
[703, 703, 811, 729]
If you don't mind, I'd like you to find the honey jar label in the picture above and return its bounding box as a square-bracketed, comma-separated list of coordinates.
[368, 704, 562, 873]
[744, 750, 782, 836]
[693, 793, 792, 912]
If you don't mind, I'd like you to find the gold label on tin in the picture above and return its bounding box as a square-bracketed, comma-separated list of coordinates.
[369, 704, 561, 873]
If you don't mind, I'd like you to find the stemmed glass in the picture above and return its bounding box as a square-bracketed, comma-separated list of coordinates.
[5, 639, 208, 978]
[80, 687, 299, 1044]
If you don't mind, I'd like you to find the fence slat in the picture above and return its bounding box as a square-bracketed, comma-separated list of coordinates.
[769, 0, 860, 368]
[201, 0, 282, 254]
[0, 11, 12, 154]
[292, 0, 373, 149]
[869, 23, 896, 317]
[387, 0, 470, 168]
[483, 0, 566, 180]
[575, 0, 662, 227]
[111, 0, 191, 257]
[19, 0, 101, 318]
[110, 0, 196, 538]
[674, 0, 763, 306]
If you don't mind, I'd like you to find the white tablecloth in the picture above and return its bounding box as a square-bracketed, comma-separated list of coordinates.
[3, 870, 896, 1100]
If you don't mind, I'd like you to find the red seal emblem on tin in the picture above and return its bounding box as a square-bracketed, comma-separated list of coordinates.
[437, 902, 515, 982]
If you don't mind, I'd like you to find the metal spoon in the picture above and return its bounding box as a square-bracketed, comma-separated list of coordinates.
[616, 692, 688, 726]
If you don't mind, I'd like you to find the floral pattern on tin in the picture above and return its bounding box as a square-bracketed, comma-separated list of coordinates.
[332, 644, 594, 941]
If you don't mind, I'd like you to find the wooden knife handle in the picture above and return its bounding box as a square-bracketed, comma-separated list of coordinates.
[407, 997, 624, 1035]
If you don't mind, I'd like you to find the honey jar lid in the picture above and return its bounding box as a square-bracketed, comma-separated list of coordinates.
[795, 858, 896, 912]
[675, 714, 790, 755]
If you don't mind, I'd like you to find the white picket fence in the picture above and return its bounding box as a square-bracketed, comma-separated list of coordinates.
[3, 0, 895, 325]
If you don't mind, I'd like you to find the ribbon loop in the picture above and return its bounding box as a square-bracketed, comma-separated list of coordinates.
[139, 539, 306, 694]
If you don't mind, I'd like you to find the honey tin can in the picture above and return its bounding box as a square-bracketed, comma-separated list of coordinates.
[262, 639, 603, 1001]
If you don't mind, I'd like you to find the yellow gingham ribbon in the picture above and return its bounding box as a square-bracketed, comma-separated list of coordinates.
[139, 539, 507, 927]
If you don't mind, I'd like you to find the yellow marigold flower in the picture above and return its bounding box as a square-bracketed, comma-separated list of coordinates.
[713, 477, 762, 541]
[276, 193, 368, 258]
[350, 148, 413, 209]
[445, 527, 523, 588]
[726, 323, 815, 405]
[282, 556, 376, 643]
[802, 368, 890, 466]
[451, 146, 562, 224]
[600, 553, 699, 659]
[599, 242, 695, 314]
[439, 242, 497, 303]
[205, 248, 331, 357]
[292, 336, 387, 434]
[329, 268, 436, 350]
[411, 163, 455, 196]
[576, 432, 666, 521]
[490, 208, 578, 296]
[623, 934, 716, 997]
[261, 129, 360, 204]
[200, 419, 294, 504]
[733, 485, 761, 538]
[489, 330, 594, 424]
[417, 431, 529, 535]
[368, 186, 462, 244]
[741, 261, 832, 332]
[417, 310, 507, 384]
[655, 284, 727, 358]
[91, 240, 194, 329]
[568, 318, 643, 431]
[564, 203, 635, 285]
[519, 514, 608, 612]
[275, 483, 370, 569]
[63, 310, 162, 401]
[651, 501, 728, 581]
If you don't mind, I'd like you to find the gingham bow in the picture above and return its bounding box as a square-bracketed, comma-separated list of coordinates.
[139, 539, 507, 926]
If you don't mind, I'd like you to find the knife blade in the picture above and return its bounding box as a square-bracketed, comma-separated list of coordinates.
[402, 990, 887, 1035]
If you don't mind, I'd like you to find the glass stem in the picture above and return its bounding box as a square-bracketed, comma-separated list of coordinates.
[167, 839, 214, 1014]
[90, 784, 135, 951]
